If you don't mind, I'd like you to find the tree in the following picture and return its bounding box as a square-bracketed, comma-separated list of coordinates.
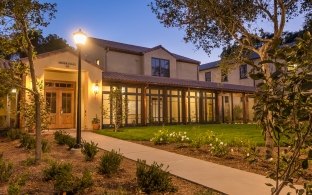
[150, 0, 311, 158]
[253, 32, 312, 194]
[0, 0, 57, 162]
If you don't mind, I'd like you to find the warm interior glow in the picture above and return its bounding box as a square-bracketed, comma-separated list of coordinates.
[92, 83, 99, 95]
[11, 88, 17, 93]
[73, 29, 87, 45]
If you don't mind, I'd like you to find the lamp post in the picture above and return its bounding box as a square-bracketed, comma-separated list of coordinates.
[73, 29, 87, 146]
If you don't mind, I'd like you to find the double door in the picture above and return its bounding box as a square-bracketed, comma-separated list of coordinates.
[45, 82, 75, 129]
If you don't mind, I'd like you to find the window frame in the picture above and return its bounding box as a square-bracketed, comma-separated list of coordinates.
[151, 57, 170, 77]
[205, 72, 212, 82]
[239, 64, 248, 79]
[221, 72, 228, 82]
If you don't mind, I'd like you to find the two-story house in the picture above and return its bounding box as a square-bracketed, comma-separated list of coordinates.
[0, 37, 256, 130]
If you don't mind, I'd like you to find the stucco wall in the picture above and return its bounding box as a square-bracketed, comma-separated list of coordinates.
[106, 51, 142, 75]
[24, 51, 102, 130]
[176, 61, 198, 80]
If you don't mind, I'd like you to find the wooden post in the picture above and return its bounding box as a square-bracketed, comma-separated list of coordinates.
[163, 89, 168, 124]
[215, 92, 220, 123]
[141, 86, 147, 126]
[199, 91, 204, 123]
[182, 89, 187, 124]
[242, 93, 248, 124]
[230, 93, 234, 123]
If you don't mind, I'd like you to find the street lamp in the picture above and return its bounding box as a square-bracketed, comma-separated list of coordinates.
[73, 29, 87, 146]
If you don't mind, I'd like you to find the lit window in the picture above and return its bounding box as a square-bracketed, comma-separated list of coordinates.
[151, 58, 170, 77]
[205, 72, 211, 82]
[239, 64, 248, 79]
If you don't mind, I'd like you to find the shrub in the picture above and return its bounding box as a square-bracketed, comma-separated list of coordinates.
[168, 131, 190, 143]
[6, 129, 22, 140]
[19, 134, 35, 149]
[0, 154, 13, 183]
[21, 157, 36, 166]
[190, 136, 206, 148]
[54, 170, 93, 194]
[150, 129, 170, 145]
[41, 139, 50, 153]
[81, 140, 99, 161]
[136, 159, 176, 194]
[98, 150, 122, 176]
[43, 161, 72, 181]
[54, 130, 76, 149]
[209, 138, 229, 157]
[7, 183, 20, 195]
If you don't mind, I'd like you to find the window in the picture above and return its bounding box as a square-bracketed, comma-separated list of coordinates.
[224, 96, 229, 103]
[221, 72, 228, 82]
[205, 72, 211, 82]
[239, 64, 248, 79]
[151, 58, 170, 77]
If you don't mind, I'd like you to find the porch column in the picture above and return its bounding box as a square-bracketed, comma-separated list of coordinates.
[141, 86, 147, 126]
[215, 92, 220, 123]
[181, 89, 187, 124]
[199, 91, 204, 123]
[230, 92, 234, 123]
[242, 93, 248, 124]
[163, 89, 168, 124]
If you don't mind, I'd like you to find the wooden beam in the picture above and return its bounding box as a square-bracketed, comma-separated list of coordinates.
[182, 90, 187, 124]
[199, 91, 204, 123]
[242, 93, 248, 124]
[141, 86, 147, 126]
[215, 92, 220, 123]
[163, 89, 168, 124]
[230, 93, 234, 123]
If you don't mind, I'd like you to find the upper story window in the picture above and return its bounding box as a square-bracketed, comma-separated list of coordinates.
[152, 58, 170, 77]
[221, 72, 228, 82]
[239, 64, 248, 79]
[205, 72, 211, 82]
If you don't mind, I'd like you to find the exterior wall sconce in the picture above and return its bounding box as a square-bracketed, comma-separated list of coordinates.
[92, 83, 99, 96]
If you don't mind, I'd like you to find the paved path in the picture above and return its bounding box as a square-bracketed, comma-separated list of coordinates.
[72, 131, 302, 195]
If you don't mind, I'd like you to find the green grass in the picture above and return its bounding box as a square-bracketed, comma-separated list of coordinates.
[97, 124, 265, 145]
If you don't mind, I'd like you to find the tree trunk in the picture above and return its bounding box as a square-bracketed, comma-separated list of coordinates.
[260, 51, 274, 159]
[22, 21, 42, 162]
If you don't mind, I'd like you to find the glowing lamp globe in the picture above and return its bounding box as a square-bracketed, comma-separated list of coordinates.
[73, 29, 87, 45]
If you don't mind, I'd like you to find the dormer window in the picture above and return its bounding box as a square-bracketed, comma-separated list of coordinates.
[152, 58, 170, 77]
[239, 64, 248, 79]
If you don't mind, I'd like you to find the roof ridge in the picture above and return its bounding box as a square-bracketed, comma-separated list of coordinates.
[89, 37, 150, 50]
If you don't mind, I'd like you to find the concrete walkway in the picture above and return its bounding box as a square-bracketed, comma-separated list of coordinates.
[73, 131, 301, 195]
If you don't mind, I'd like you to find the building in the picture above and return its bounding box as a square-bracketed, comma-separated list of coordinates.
[0, 37, 256, 130]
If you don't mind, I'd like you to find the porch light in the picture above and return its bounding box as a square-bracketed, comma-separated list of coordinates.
[73, 28, 87, 147]
[92, 83, 99, 95]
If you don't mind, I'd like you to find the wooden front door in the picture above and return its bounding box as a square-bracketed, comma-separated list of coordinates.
[45, 81, 75, 129]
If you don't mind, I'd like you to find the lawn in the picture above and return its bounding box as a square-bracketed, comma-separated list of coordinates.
[97, 124, 265, 145]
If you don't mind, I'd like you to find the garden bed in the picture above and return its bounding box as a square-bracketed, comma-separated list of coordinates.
[0, 132, 217, 194]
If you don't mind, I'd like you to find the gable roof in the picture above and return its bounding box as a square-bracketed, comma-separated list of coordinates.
[102, 72, 256, 93]
[89, 37, 200, 64]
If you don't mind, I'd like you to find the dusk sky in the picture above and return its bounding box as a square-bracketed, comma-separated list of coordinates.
[43, 0, 306, 64]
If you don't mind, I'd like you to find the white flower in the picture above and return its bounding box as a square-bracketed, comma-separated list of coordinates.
[246, 153, 250, 157]
[160, 138, 163, 141]
[220, 142, 224, 145]
[184, 132, 187, 134]
[231, 148, 234, 152]
[209, 143, 212, 147]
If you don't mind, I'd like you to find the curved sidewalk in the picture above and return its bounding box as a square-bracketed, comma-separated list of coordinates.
[76, 131, 301, 195]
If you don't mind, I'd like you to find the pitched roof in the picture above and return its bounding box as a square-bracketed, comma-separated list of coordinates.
[199, 52, 260, 71]
[89, 37, 200, 64]
[102, 72, 255, 93]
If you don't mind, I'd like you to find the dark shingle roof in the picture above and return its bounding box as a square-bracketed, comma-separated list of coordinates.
[102, 72, 255, 93]
[89, 37, 200, 64]
[199, 61, 220, 71]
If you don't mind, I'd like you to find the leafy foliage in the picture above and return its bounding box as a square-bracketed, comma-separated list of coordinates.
[252, 32, 312, 194]
[0, 154, 13, 183]
[136, 159, 176, 194]
[41, 139, 50, 153]
[81, 140, 99, 161]
[43, 161, 72, 181]
[150, 129, 190, 145]
[6, 129, 22, 140]
[98, 150, 123, 176]
[54, 130, 76, 149]
[19, 134, 35, 149]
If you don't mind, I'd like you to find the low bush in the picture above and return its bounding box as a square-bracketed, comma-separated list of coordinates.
[81, 140, 99, 161]
[151, 129, 190, 145]
[98, 150, 122, 176]
[209, 138, 229, 157]
[19, 134, 35, 149]
[136, 159, 176, 194]
[7, 183, 20, 195]
[22, 157, 36, 166]
[43, 161, 72, 181]
[6, 129, 22, 140]
[0, 154, 13, 183]
[41, 139, 50, 153]
[54, 170, 93, 194]
[150, 129, 170, 145]
[54, 130, 76, 149]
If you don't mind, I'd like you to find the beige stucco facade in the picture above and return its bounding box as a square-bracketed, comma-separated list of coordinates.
[23, 50, 102, 130]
